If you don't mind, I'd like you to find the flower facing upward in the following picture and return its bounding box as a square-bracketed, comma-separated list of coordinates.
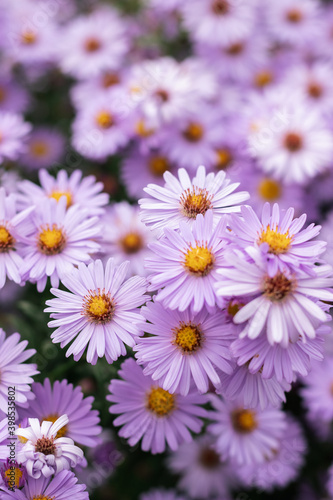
[107, 358, 207, 454]
[45, 259, 148, 365]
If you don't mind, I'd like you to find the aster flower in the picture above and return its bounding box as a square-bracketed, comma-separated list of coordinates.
[301, 357, 333, 422]
[140, 165, 249, 235]
[230, 203, 326, 276]
[101, 202, 154, 277]
[135, 301, 234, 395]
[18, 378, 101, 447]
[167, 434, 235, 499]
[140, 490, 186, 500]
[20, 197, 101, 292]
[236, 416, 306, 491]
[215, 249, 333, 347]
[146, 210, 230, 313]
[0, 469, 89, 500]
[107, 358, 207, 454]
[45, 258, 148, 364]
[208, 394, 286, 465]
[0, 112, 31, 162]
[18, 169, 109, 216]
[0, 329, 39, 418]
[19, 127, 65, 170]
[16, 415, 83, 478]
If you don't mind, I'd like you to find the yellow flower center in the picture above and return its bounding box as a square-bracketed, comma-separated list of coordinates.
[120, 232, 143, 254]
[38, 225, 66, 255]
[4, 467, 23, 489]
[84, 37, 102, 52]
[21, 29, 37, 45]
[184, 245, 214, 276]
[95, 110, 114, 129]
[147, 387, 175, 417]
[30, 141, 49, 158]
[254, 70, 273, 88]
[83, 291, 115, 323]
[231, 409, 257, 433]
[182, 122, 204, 142]
[44, 414, 67, 438]
[258, 178, 282, 201]
[258, 225, 293, 255]
[180, 187, 213, 219]
[135, 119, 155, 137]
[49, 190, 73, 208]
[148, 155, 170, 176]
[0, 225, 14, 252]
[263, 273, 294, 301]
[174, 323, 202, 353]
[215, 148, 233, 170]
[33, 497, 52, 500]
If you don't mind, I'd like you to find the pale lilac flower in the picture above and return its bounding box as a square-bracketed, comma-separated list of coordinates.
[0, 169, 21, 195]
[21, 197, 101, 292]
[16, 415, 83, 478]
[19, 128, 65, 170]
[301, 357, 333, 422]
[45, 259, 148, 365]
[107, 358, 207, 454]
[71, 69, 124, 109]
[0, 112, 31, 162]
[140, 165, 249, 235]
[208, 394, 286, 465]
[135, 301, 234, 395]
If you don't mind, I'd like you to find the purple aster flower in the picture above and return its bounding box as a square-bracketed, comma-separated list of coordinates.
[16, 415, 83, 478]
[146, 210, 229, 313]
[0, 458, 27, 491]
[140, 490, 186, 500]
[107, 358, 207, 454]
[0, 112, 31, 162]
[20, 197, 101, 292]
[140, 165, 249, 235]
[18, 378, 101, 448]
[18, 169, 109, 216]
[215, 249, 333, 347]
[301, 357, 333, 423]
[19, 127, 65, 170]
[236, 415, 306, 491]
[0, 469, 89, 500]
[134, 301, 234, 395]
[167, 434, 235, 499]
[59, 7, 129, 79]
[101, 202, 155, 277]
[0, 329, 39, 418]
[45, 258, 148, 364]
[0, 73, 29, 114]
[230, 203, 326, 276]
[207, 394, 286, 465]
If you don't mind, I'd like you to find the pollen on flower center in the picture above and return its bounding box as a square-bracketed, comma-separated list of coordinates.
[49, 190, 73, 208]
[120, 232, 143, 254]
[180, 187, 213, 219]
[44, 414, 67, 439]
[211, 0, 230, 15]
[263, 273, 294, 301]
[283, 132, 303, 152]
[0, 225, 15, 252]
[182, 122, 204, 143]
[148, 156, 170, 176]
[184, 245, 214, 276]
[258, 178, 281, 201]
[84, 37, 102, 52]
[83, 291, 115, 323]
[174, 322, 202, 353]
[96, 110, 114, 129]
[286, 8, 303, 23]
[35, 436, 56, 456]
[231, 409, 257, 433]
[135, 120, 155, 138]
[38, 225, 66, 255]
[32, 496, 52, 500]
[215, 148, 233, 170]
[307, 82, 323, 99]
[254, 70, 273, 88]
[30, 141, 49, 157]
[199, 447, 220, 469]
[258, 225, 293, 254]
[147, 387, 175, 417]
[3, 467, 23, 489]
[21, 30, 37, 45]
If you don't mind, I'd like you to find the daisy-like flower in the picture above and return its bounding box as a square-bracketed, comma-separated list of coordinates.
[19, 127, 65, 170]
[18, 169, 109, 216]
[18, 378, 101, 447]
[0, 329, 39, 418]
[16, 415, 84, 478]
[146, 210, 230, 313]
[215, 249, 333, 347]
[107, 358, 207, 454]
[140, 490, 186, 500]
[58, 7, 129, 79]
[230, 203, 326, 276]
[0, 470, 89, 500]
[101, 202, 154, 277]
[207, 394, 286, 465]
[140, 165, 249, 235]
[45, 259, 148, 365]
[0, 112, 31, 162]
[0, 188, 35, 289]
[20, 197, 101, 292]
[237, 415, 306, 491]
[301, 357, 333, 422]
[135, 301, 234, 395]
[167, 434, 235, 499]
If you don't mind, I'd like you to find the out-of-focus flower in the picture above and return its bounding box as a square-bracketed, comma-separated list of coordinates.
[19, 128, 65, 170]
[0, 112, 31, 162]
